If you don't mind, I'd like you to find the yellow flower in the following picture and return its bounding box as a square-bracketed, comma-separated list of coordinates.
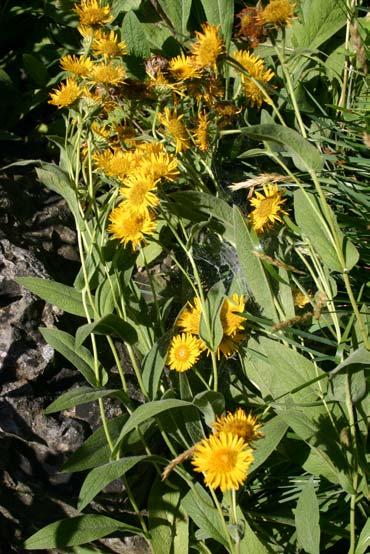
[232, 50, 274, 108]
[191, 23, 224, 71]
[92, 29, 127, 58]
[78, 25, 96, 38]
[249, 183, 287, 232]
[60, 55, 93, 77]
[158, 108, 190, 153]
[218, 333, 244, 359]
[167, 334, 203, 372]
[213, 409, 263, 444]
[139, 152, 179, 182]
[90, 62, 126, 85]
[94, 149, 135, 180]
[91, 121, 110, 140]
[177, 297, 202, 335]
[108, 204, 156, 248]
[192, 432, 254, 491]
[169, 54, 200, 80]
[74, 0, 111, 27]
[259, 0, 295, 27]
[193, 112, 210, 152]
[136, 141, 166, 156]
[48, 79, 82, 108]
[220, 294, 245, 337]
[293, 289, 311, 309]
[120, 174, 159, 214]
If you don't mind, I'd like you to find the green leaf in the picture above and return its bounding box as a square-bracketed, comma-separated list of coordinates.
[291, 0, 347, 51]
[241, 124, 323, 173]
[45, 387, 119, 415]
[149, 479, 189, 554]
[111, 0, 141, 19]
[249, 416, 288, 475]
[294, 189, 359, 272]
[294, 481, 320, 554]
[142, 338, 167, 400]
[16, 277, 89, 317]
[113, 399, 195, 455]
[39, 328, 105, 387]
[330, 347, 370, 375]
[157, 0, 192, 36]
[121, 10, 150, 58]
[355, 519, 370, 554]
[24, 515, 142, 549]
[200, 0, 234, 49]
[78, 456, 147, 511]
[62, 416, 127, 473]
[76, 314, 137, 348]
[199, 281, 225, 352]
[22, 53, 48, 87]
[182, 484, 229, 548]
[237, 508, 269, 554]
[233, 207, 278, 321]
[95, 275, 120, 317]
[193, 391, 225, 428]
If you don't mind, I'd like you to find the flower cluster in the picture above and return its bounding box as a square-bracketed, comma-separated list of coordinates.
[192, 408, 262, 491]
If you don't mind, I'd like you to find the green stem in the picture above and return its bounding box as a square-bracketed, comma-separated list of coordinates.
[345, 371, 359, 554]
[209, 487, 235, 554]
[231, 488, 240, 554]
[141, 247, 165, 335]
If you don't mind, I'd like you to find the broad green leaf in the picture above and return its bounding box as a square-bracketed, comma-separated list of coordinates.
[121, 10, 150, 58]
[76, 314, 137, 348]
[179, 374, 205, 444]
[182, 484, 229, 549]
[40, 328, 105, 387]
[291, 0, 347, 51]
[294, 481, 320, 554]
[193, 391, 225, 428]
[355, 519, 370, 554]
[16, 277, 89, 317]
[233, 207, 278, 321]
[330, 347, 370, 375]
[237, 508, 268, 554]
[95, 275, 120, 317]
[22, 53, 48, 87]
[45, 387, 119, 414]
[78, 456, 147, 511]
[200, 0, 234, 49]
[199, 281, 225, 352]
[249, 416, 288, 474]
[294, 189, 359, 272]
[142, 338, 167, 400]
[62, 415, 127, 473]
[241, 124, 323, 173]
[113, 399, 195, 455]
[111, 0, 141, 19]
[149, 479, 189, 554]
[157, 0, 192, 36]
[24, 515, 142, 549]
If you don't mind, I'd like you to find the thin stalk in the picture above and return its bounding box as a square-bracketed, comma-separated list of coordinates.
[345, 371, 359, 554]
[141, 247, 165, 335]
[231, 488, 240, 554]
[209, 487, 235, 554]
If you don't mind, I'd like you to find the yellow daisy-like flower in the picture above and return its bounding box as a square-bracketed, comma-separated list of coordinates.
[90, 62, 126, 85]
[177, 297, 202, 335]
[60, 55, 93, 77]
[192, 432, 254, 491]
[169, 54, 200, 80]
[74, 0, 111, 27]
[193, 112, 210, 152]
[220, 293, 245, 337]
[167, 333, 203, 372]
[139, 152, 179, 182]
[191, 23, 224, 71]
[213, 408, 263, 444]
[92, 29, 127, 58]
[158, 107, 190, 153]
[94, 149, 135, 180]
[120, 174, 159, 214]
[218, 333, 244, 359]
[232, 50, 274, 108]
[135, 141, 166, 156]
[259, 0, 295, 27]
[48, 78, 82, 108]
[293, 289, 311, 309]
[249, 183, 287, 232]
[108, 204, 156, 249]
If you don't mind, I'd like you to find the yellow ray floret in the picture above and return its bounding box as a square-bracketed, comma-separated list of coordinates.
[220, 293, 245, 337]
[158, 108, 190, 153]
[60, 55, 93, 77]
[93, 149, 135, 180]
[191, 23, 224, 71]
[217, 332, 244, 359]
[139, 152, 179, 182]
[258, 0, 295, 27]
[108, 204, 156, 249]
[120, 174, 159, 214]
[167, 333, 203, 372]
[232, 50, 274, 108]
[192, 432, 254, 491]
[293, 289, 311, 309]
[74, 0, 111, 26]
[177, 297, 202, 335]
[49, 79, 82, 108]
[92, 29, 127, 58]
[169, 54, 200, 80]
[193, 112, 210, 152]
[213, 408, 263, 444]
[249, 183, 287, 232]
[90, 62, 126, 85]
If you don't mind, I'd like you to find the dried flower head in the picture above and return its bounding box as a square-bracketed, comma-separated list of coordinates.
[236, 6, 266, 48]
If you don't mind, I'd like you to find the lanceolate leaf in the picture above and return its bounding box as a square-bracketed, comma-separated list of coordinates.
[121, 10, 150, 57]
[200, 0, 234, 49]
[24, 515, 143, 549]
[249, 416, 289, 475]
[157, 0, 192, 36]
[45, 387, 120, 414]
[75, 314, 138, 348]
[294, 481, 321, 554]
[199, 281, 225, 352]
